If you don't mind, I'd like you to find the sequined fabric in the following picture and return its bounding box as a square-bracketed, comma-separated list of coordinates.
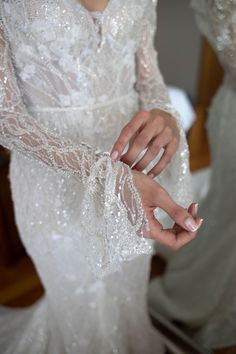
[148, 0, 236, 350]
[0, 0, 190, 353]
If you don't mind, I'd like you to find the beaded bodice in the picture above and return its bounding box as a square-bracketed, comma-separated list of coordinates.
[0, 0, 191, 276]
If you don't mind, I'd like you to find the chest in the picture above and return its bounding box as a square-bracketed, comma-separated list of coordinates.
[79, 0, 109, 12]
[2, 0, 146, 52]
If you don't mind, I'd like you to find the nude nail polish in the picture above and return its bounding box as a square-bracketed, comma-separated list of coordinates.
[185, 217, 200, 232]
[199, 218, 203, 226]
[194, 203, 199, 216]
[111, 151, 119, 161]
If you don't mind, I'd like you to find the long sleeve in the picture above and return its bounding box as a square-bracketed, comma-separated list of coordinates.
[0, 20, 152, 278]
[0, 22, 107, 182]
[135, 1, 176, 117]
[135, 1, 192, 214]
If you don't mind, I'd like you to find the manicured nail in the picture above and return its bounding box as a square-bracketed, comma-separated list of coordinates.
[185, 217, 200, 232]
[199, 218, 203, 226]
[111, 151, 119, 161]
[194, 203, 199, 217]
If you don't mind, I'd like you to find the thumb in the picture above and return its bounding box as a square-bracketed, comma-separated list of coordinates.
[156, 188, 202, 232]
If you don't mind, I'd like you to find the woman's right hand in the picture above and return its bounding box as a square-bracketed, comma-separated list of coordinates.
[132, 170, 202, 250]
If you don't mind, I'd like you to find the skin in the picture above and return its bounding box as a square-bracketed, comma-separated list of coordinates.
[110, 109, 203, 247]
[111, 109, 180, 178]
[132, 170, 202, 250]
[79, 0, 109, 12]
[80, 0, 202, 246]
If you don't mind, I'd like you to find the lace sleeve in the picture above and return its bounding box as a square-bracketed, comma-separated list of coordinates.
[135, 1, 193, 212]
[0, 21, 152, 278]
[135, 1, 176, 117]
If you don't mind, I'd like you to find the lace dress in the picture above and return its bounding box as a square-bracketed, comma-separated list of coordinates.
[149, 0, 236, 349]
[0, 1, 191, 353]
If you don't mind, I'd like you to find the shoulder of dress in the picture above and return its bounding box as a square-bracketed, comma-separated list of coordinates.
[144, 0, 158, 9]
[138, 0, 157, 17]
[142, 0, 157, 24]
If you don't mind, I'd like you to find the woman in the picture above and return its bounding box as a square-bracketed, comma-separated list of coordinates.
[0, 0, 200, 353]
[149, 0, 236, 351]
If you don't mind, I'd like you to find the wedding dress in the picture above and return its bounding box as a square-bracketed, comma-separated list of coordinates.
[149, 0, 236, 350]
[0, 0, 191, 353]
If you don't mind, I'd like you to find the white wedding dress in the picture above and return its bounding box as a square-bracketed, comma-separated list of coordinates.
[0, 1, 191, 353]
[149, 0, 236, 350]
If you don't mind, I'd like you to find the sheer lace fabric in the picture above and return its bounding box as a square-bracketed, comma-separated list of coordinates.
[0, 0, 191, 353]
[0, 5, 153, 278]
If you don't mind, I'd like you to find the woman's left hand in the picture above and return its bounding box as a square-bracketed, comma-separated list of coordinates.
[111, 109, 180, 177]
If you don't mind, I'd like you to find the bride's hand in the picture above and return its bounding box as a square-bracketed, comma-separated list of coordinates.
[111, 109, 180, 177]
[132, 170, 202, 250]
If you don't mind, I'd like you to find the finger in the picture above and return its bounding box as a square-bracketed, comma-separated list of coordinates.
[168, 228, 198, 250]
[145, 207, 184, 248]
[147, 204, 202, 249]
[173, 215, 203, 249]
[155, 186, 202, 233]
[174, 203, 197, 232]
[148, 142, 177, 177]
[188, 203, 198, 218]
[121, 123, 156, 167]
[132, 133, 169, 172]
[145, 208, 163, 238]
[149, 225, 187, 250]
[111, 112, 148, 161]
[173, 214, 202, 233]
[148, 213, 173, 245]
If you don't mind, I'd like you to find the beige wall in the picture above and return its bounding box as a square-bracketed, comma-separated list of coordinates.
[156, 0, 202, 102]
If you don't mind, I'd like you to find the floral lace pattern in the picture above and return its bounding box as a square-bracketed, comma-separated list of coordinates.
[0, 1, 190, 353]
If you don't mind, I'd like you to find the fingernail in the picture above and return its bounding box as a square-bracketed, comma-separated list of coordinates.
[111, 151, 119, 161]
[199, 218, 203, 227]
[185, 217, 200, 232]
[194, 203, 199, 216]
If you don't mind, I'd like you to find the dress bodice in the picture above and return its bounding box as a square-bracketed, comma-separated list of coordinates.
[0, 0, 192, 277]
[1, 0, 176, 149]
[1, 0, 149, 109]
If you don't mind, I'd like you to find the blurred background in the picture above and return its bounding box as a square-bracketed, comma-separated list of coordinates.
[0, 0, 225, 352]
